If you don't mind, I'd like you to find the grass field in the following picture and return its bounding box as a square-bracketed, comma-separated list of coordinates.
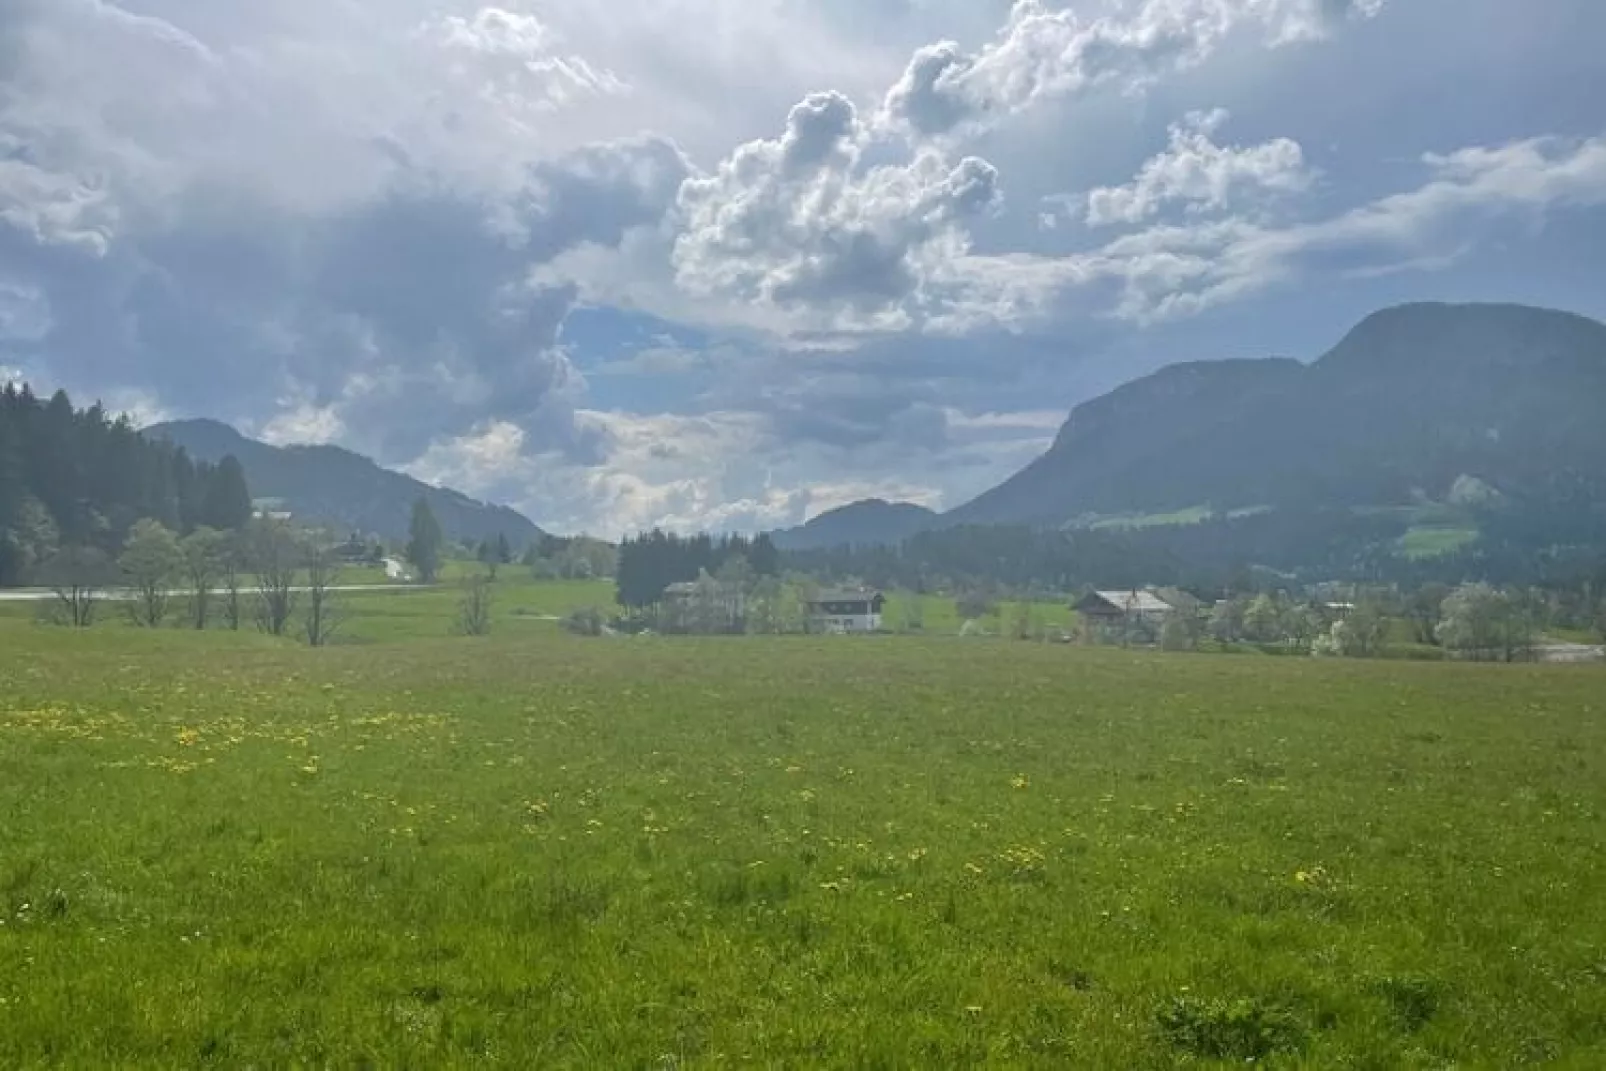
[1398, 526, 1481, 560]
[1086, 506, 1216, 531]
[3, 595, 1605, 1066]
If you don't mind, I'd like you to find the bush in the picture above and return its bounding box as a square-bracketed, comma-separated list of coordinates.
[455, 575, 494, 637]
[563, 606, 607, 637]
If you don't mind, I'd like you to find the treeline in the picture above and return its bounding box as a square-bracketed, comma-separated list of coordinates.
[1, 384, 253, 585]
[615, 530, 781, 608]
[783, 507, 1606, 596]
[784, 525, 1187, 595]
[40, 516, 349, 646]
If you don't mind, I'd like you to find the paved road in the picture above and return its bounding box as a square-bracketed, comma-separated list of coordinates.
[0, 583, 421, 603]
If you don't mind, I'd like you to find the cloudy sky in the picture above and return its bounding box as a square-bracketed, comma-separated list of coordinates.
[3, 1, 1604, 536]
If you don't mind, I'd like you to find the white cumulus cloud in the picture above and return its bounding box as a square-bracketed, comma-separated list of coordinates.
[1083, 108, 1313, 226]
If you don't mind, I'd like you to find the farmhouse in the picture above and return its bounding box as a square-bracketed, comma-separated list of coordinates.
[807, 589, 886, 633]
[1075, 590, 1176, 627]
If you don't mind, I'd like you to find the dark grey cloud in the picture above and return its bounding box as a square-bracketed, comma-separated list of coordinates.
[0, 133, 688, 463]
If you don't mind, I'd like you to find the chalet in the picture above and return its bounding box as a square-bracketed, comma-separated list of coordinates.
[1074, 590, 1176, 627]
[807, 589, 886, 633]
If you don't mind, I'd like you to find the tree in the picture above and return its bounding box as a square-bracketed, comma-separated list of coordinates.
[1283, 603, 1323, 654]
[120, 519, 183, 628]
[1343, 602, 1391, 658]
[955, 590, 997, 622]
[1, 384, 256, 576]
[250, 520, 300, 636]
[1405, 583, 1454, 646]
[0, 494, 59, 587]
[219, 533, 246, 631]
[1243, 594, 1283, 644]
[1437, 583, 1535, 662]
[495, 533, 512, 569]
[1209, 598, 1246, 644]
[406, 498, 444, 583]
[749, 533, 781, 578]
[180, 527, 227, 629]
[201, 455, 254, 531]
[745, 576, 786, 635]
[1011, 598, 1040, 641]
[456, 574, 494, 637]
[302, 543, 344, 647]
[36, 546, 118, 627]
[476, 539, 500, 580]
[1160, 614, 1201, 652]
[890, 592, 926, 635]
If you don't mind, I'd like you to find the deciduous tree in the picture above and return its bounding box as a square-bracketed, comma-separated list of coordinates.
[36, 546, 118, 628]
[302, 542, 344, 647]
[181, 526, 227, 629]
[250, 519, 300, 636]
[120, 519, 183, 628]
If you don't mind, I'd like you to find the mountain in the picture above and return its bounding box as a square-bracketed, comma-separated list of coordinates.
[147, 419, 544, 546]
[948, 302, 1606, 528]
[771, 499, 938, 551]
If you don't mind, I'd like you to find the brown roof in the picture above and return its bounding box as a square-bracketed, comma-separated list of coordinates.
[1079, 590, 1174, 614]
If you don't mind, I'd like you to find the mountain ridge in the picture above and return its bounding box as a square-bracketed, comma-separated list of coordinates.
[770, 499, 938, 552]
[147, 419, 544, 546]
[776, 301, 1606, 547]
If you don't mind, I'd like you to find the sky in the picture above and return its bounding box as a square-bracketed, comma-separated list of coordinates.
[2, 0, 1604, 537]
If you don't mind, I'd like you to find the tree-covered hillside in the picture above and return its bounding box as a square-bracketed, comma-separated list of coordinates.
[150, 418, 542, 548]
[950, 303, 1606, 527]
[0, 384, 253, 586]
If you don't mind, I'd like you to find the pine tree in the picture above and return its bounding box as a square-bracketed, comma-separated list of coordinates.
[0, 384, 254, 587]
[171, 448, 201, 534]
[406, 498, 444, 583]
[750, 533, 781, 577]
[202, 455, 254, 531]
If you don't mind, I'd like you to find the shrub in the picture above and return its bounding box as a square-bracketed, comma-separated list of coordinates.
[563, 606, 607, 637]
[456, 575, 494, 637]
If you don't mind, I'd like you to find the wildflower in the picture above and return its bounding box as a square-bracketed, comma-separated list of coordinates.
[1011, 774, 1029, 790]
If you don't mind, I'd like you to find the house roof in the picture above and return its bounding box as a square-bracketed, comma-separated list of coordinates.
[662, 582, 699, 596]
[1081, 590, 1174, 614]
[808, 588, 883, 605]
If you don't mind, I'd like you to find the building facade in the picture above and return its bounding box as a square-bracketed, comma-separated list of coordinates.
[807, 589, 886, 633]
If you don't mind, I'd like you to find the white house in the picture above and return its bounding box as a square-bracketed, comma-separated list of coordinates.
[807, 589, 886, 633]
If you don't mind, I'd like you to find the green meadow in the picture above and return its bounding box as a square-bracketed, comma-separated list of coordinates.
[2, 584, 1604, 1067]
